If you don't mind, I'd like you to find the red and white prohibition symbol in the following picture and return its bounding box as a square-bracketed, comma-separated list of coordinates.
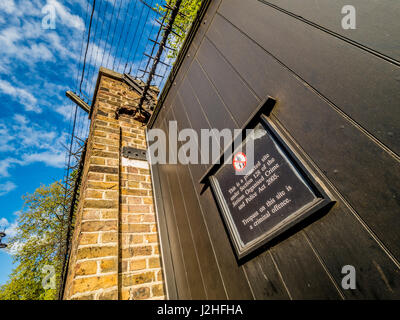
[233, 152, 247, 172]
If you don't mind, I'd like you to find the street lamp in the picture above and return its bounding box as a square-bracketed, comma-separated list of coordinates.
[0, 231, 7, 249]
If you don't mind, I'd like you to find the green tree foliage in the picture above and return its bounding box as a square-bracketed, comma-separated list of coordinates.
[0, 181, 67, 300]
[157, 0, 202, 59]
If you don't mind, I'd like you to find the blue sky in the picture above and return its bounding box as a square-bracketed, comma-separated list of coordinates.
[0, 0, 168, 286]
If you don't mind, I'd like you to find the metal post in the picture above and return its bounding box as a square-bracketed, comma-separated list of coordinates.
[136, 0, 184, 117]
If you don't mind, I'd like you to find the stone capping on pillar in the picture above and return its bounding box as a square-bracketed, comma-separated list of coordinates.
[63, 67, 165, 300]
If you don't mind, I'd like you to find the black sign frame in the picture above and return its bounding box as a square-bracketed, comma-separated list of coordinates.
[209, 111, 333, 260]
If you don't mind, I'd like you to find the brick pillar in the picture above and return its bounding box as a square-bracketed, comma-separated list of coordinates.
[63, 68, 165, 300]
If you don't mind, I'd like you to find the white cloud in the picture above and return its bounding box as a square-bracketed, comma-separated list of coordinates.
[0, 79, 41, 113]
[55, 104, 74, 121]
[1, 215, 48, 255]
[0, 0, 17, 15]
[0, 24, 56, 65]
[148, 18, 160, 28]
[0, 158, 19, 177]
[5, 221, 18, 238]
[13, 114, 28, 125]
[0, 124, 15, 152]
[0, 0, 84, 75]
[30, 42, 55, 61]
[0, 181, 17, 196]
[48, 0, 85, 31]
[0, 217, 17, 237]
[12, 211, 21, 218]
[47, 32, 79, 60]
[0, 217, 19, 254]
[1, 0, 41, 18]
[88, 42, 117, 71]
[14, 117, 66, 151]
[0, 217, 8, 228]
[23, 151, 65, 168]
[0, 115, 69, 178]
[0, 27, 22, 47]
[13, 123, 57, 149]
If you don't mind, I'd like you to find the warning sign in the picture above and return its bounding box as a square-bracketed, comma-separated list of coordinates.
[233, 152, 247, 172]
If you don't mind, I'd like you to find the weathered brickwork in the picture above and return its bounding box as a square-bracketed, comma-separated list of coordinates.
[63, 68, 164, 300]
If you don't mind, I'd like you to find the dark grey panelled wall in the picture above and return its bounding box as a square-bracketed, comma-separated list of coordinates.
[149, 0, 400, 299]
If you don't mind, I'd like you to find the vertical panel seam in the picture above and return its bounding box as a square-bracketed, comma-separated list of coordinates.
[241, 266, 256, 300]
[269, 250, 293, 300]
[302, 231, 346, 299]
[187, 165, 231, 299]
[173, 89, 250, 298]
[176, 90, 217, 166]
[193, 57, 240, 128]
[204, 35, 261, 104]
[163, 118, 193, 299]
[199, 36, 261, 105]
[174, 164, 209, 298]
[149, 162, 178, 299]
[170, 106, 209, 298]
[176, 88, 247, 299]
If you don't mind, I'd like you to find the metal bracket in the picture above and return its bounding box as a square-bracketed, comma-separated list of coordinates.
[122, 147, 147, 161]
[66, 91, 91, 113]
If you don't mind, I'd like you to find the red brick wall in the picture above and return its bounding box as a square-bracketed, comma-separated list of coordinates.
[63, 68, 165, 300]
